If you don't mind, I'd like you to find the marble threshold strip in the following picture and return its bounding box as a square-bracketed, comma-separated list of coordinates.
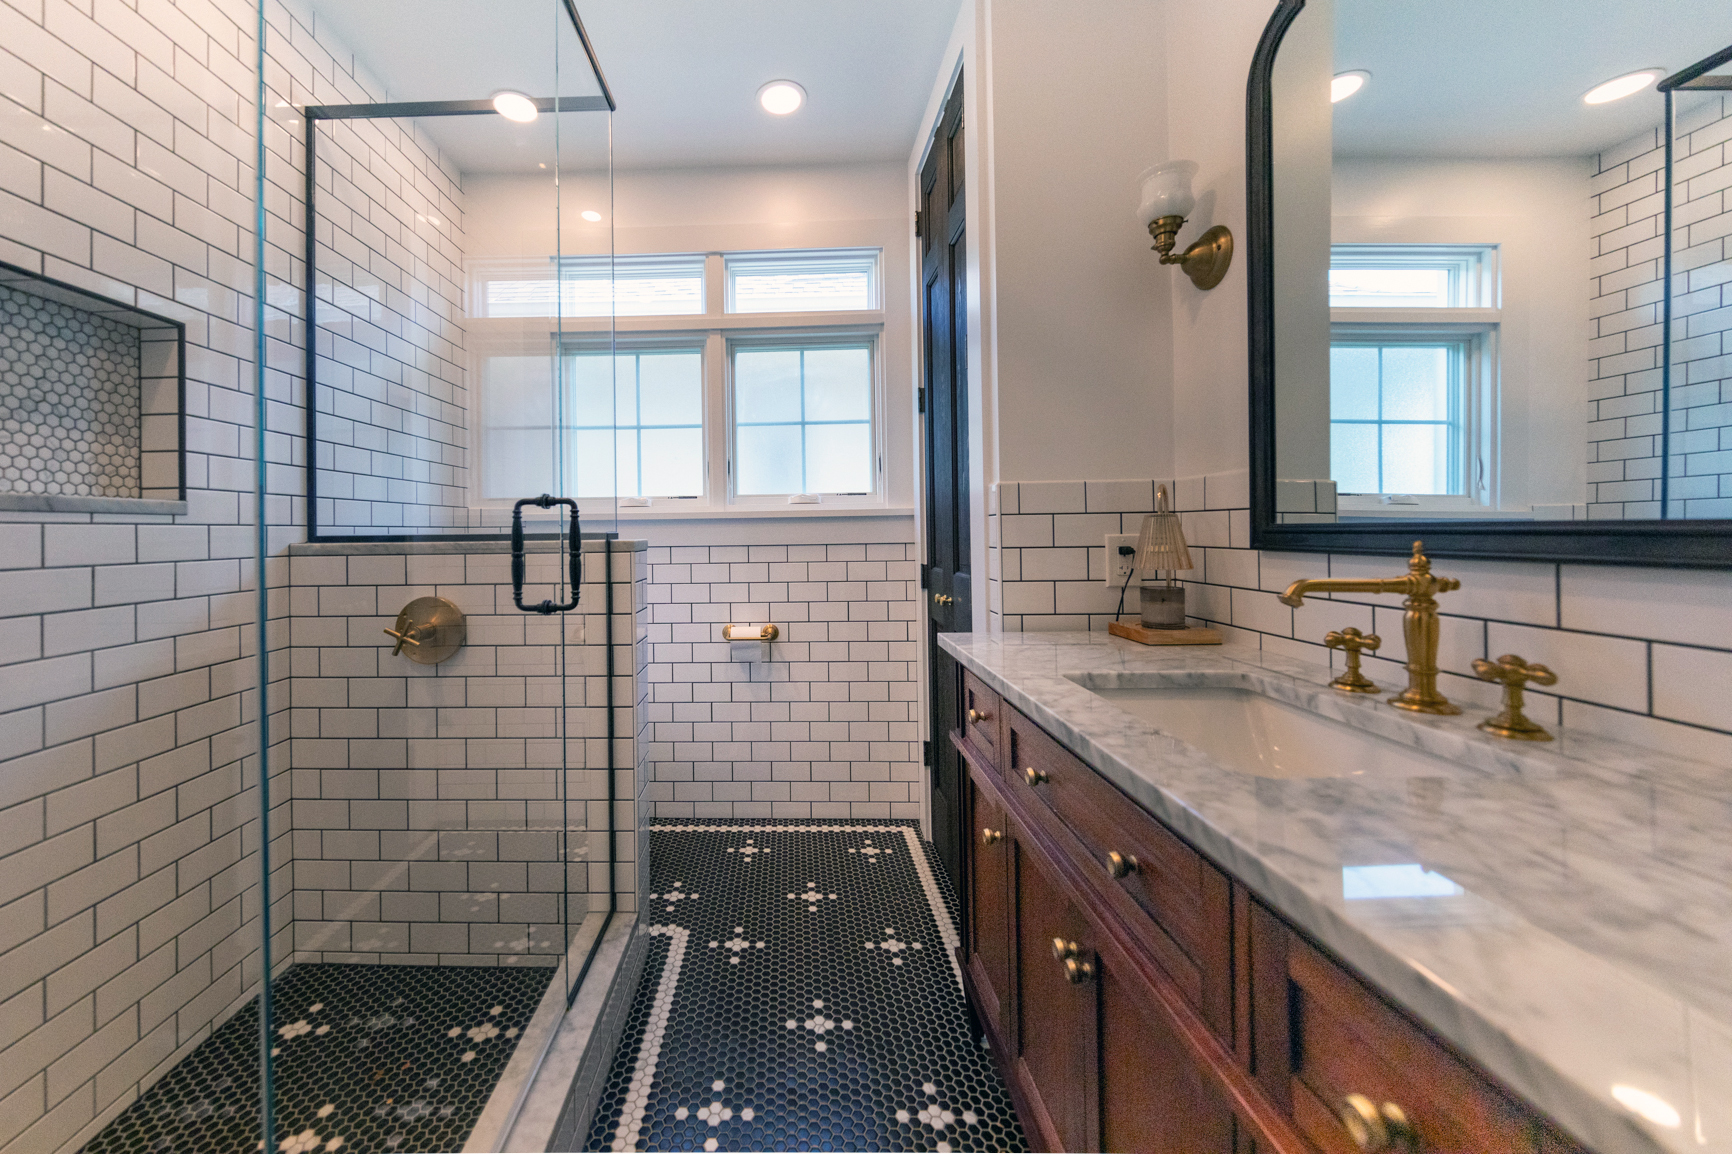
[465, 911, 636, 1153]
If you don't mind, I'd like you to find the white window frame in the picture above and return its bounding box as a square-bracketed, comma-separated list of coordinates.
[560, 334, 710, 503]
[466, 249, 888, 519]
[725, 329, 884, 508]
[1330, 244, 1502, 512]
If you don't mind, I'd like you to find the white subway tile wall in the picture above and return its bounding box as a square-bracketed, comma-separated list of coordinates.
[989, 473, 1732, 766]
[286, 543, 646, 965]
[639, 542, 923, 821]
[1589, 94, 1732, 518]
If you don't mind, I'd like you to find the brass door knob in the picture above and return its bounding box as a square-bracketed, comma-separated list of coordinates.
[1051, 937, 1079, 961]
[1106, 851, 1139, 879]
[967, 708, 990, 723]
[934, 593, 954, 605]
[1064, 957, 1096, 984]
[1024, 767, 1049, 786]
[981, 828, 1003, 846]
[1339, 1094, 1417, 1154]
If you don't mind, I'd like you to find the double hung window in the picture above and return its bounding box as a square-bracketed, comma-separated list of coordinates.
[1329, 244, 1498, 503]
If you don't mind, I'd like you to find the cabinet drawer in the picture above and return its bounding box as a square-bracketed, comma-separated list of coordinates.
[1287, 937, 1537, 1154]
[1004, 705, 1233, 1037]
[961, 669, 1004, 768]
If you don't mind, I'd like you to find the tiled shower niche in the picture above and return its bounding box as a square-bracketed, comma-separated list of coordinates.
[0, 263, 183, 503]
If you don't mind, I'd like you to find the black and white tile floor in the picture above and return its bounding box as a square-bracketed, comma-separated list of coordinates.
[584, 820, 1027, 1153]
[80, 962, 553, 1154]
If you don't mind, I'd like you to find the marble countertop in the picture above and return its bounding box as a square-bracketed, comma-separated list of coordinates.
[939, 631, 1732, 1154]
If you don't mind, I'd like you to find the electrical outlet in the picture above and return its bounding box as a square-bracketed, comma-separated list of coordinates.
[1104, 534, 1139, 586]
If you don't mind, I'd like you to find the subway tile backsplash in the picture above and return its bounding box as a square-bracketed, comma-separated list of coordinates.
[989, 472, 1732, 766]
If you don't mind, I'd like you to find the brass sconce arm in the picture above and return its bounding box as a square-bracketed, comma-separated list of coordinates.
[1147, 216, 1234, 290]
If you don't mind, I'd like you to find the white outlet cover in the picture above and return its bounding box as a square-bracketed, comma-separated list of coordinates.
[1104, 534, 1139, 586]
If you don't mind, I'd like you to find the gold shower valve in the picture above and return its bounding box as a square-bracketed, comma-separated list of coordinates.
[383, 596, 466, 665]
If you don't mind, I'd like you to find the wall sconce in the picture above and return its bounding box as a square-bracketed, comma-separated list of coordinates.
[1137, 160, 1233, 290]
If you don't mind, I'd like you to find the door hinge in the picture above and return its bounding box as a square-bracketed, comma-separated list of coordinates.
[923, 740, 932, 766]
[920, 564, 929, 589]
[918, 386, 926, 414]
[915, 209, 924, 238]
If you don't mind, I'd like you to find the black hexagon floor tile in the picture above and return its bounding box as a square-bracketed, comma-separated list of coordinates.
[586, 820, 1027, 1153]
[80, 963, 554, 1154]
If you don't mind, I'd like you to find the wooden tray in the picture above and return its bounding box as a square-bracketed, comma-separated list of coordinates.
[1107, 621, 1223, 646]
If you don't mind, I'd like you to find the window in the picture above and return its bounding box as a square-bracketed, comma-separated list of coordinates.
[478, 254, 706, 318]
[1330, 244, 1497, 501]
[569, 349, 704, 498]
[473, 247, 888, 513]
[733, 343, 874, 496]
[725, 249, 879, 313]
[1330, 340, 1467, 495]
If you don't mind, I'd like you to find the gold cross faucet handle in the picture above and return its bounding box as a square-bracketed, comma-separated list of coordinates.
[1324, 626, 1382, 694]
[382, 625, 427, 656]
[1472, 654, 1557, 741]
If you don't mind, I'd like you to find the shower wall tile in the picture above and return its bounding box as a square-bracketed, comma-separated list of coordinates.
[284, 542, 647, 969]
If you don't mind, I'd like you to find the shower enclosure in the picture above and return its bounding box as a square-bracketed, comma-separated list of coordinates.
[0, 2, 632, 1152]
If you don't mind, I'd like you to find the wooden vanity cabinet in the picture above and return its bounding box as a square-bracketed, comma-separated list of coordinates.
[952, 685, 1590, 1154]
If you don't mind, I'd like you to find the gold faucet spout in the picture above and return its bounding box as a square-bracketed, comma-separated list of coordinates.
[1283, 542, 1462, 715]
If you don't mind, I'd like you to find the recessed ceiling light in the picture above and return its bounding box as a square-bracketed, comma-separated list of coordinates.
[758, 80, 806, 116]
[1584, 69, 1663, 105]
[1331, 70, 1370, 103]
[581, 210, 602, 222]
[492, 91, 539, 123]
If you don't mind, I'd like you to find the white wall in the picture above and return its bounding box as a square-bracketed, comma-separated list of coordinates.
[1332, 156, 1592, 510]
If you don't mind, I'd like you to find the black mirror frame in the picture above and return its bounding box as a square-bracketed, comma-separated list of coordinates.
[1245, 0, 1732, 567]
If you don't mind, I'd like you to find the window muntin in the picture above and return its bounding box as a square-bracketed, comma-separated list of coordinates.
[733, 343, 874, 496]
[1329, 340, 1466, 495]
[725, 249, 879, 313]
[480, 254, 706, 318]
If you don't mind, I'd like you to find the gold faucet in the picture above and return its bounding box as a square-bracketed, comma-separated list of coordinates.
[1279, 541, 1462, 715]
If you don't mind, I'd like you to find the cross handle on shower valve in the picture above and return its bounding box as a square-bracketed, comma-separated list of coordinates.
[382, 624, 428, 656]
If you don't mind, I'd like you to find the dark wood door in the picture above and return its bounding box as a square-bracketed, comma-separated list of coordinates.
[923, 71, 970, 893]
[965, 764, 1011, 1035]
[1013, 836, 1098, 1152]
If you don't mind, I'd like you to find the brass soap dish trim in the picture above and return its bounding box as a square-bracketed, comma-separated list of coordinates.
[383, 596, 466, 665]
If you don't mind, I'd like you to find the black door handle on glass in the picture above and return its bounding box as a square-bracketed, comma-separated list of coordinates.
[510, 494, 581, 614]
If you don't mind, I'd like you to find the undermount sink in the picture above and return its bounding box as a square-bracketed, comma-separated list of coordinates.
[1083, 685, 1459, 780]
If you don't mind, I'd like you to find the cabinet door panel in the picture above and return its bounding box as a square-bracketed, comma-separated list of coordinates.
[966, 765, 1011, 1034]
[1100, 945, 1237, 1154]
[1014, 837, 1098, 1152]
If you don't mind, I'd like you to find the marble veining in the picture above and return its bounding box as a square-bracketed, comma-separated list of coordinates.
[939, 630, 1732, 1154]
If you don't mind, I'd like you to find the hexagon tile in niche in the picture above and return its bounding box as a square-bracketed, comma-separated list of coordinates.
[586, 820, 1027, 1152]
[78, 963, 553, 1154]
[0, 283, 141, 498]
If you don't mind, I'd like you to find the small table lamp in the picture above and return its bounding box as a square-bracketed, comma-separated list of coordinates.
[1136, 485, 1193, 629]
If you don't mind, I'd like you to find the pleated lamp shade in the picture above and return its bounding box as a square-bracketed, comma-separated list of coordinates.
[1135, 485, 1192, 576]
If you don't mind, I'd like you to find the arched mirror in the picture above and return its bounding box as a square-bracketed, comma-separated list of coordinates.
[1247, 0, 1732, 563]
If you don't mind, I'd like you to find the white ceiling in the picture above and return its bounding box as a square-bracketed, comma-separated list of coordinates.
[1331, 0, 1732, 158]
[306, 0, 962, 174]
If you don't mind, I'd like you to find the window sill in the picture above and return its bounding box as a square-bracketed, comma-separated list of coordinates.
[0, 493, 188, 516]
[594, 505, 915, 521]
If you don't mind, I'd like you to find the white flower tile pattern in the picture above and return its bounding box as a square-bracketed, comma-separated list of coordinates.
[80, 964, 553, 1154]
[584, 820, 1025, 1152]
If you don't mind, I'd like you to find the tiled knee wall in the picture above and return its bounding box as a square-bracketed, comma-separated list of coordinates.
[990, 472, 1732, 766]
[286, 541, 646, 966]
[639, 541, 923, 821]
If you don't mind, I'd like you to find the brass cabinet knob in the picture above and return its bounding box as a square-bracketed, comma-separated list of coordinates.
[1024, 766, 1049, 786]
[1106, 851, 1139, 879]
[1064, 956, 1096, 984]
[1340, 1094, 1417, 1154]
[967, 708, 991, 723]
[1051, 937, 1079, 961]
[934, 593, 954, 605]
[981, 828, 1003, 846]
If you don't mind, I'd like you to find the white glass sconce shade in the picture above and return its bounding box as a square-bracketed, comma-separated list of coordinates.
[1137, 160, 1199, 227]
